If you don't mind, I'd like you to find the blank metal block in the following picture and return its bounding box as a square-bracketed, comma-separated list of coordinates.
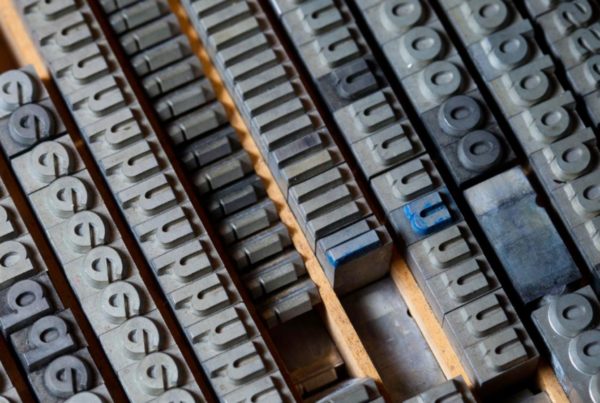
[179, 126, 240, 171]
[218, 198, 279, 245]
[465, 167, 580, 304]
[142, 57, 204, 99]
[120, 14, 182, 55]
[242, 250, 306, 300]
[154, 80, 216, 122]
[131, 35, 192, 77]
[342, 278, 444, 400]
[231, 223, 292, 269]
[205, 174, 265, 219]
[192, 150, 253, 195]
[258, 277, 321, 327]
[108, 0, 170, 34]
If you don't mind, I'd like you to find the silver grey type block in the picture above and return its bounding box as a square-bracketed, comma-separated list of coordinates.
[179, 126, 240, 171]
[371, 154, 443, 215]
[231, 223, 292, 270]
[117, 347, 193, 402]
[28, 349, 102, 402]
[218, 198, 279, 245]
[205, 175, 266, 219]
[11, 310, 84, 373]
[132, 35, 193, 78]
[444, 290, 539, 394]
[258, 277, 320, 327]
[11, 135, 85, 196]
[0, 66, 43, 119]
[0, 360, 20, 401]
[532, 0, 597, 45]
[155, 81, 216, 122]
[193, 150, 253, 195]
[530, 128, 598, 194]
[333, 87, 404, 145]
[0, 195, 46, 290]
[532, 286, 600, 403]
[242, 250, 307, 300]
[120, 14, 182, 56]
[108, 0, 170, 35]
[350, 121, 424, 180]
[168, 268, 242, 327]
[288, 165, 371, 249]
[407, 222, 501, 322]
[354, 0, 439, 44]
[185, 302, 259, 362]
[0, 98, 67, 158]
[311, 378, 383, 403]
[99, 309, 174, 371]
[142, 57, 204, 99]
[16, 1, 293, 399]
[202, 338, 279, 397]
[403, 376, 475, 403]
[179, 0, 391, 285]
[0, 273, 62, 336]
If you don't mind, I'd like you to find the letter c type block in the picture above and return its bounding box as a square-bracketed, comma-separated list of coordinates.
[390, 188, 461, 246]
[403, 192, 452, 236]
